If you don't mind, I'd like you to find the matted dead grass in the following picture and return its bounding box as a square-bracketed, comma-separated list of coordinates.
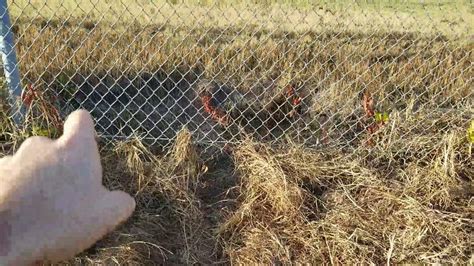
[36, 119, 468, 265]
[0, 72, 472, 264]
[220, 136, 472, 264]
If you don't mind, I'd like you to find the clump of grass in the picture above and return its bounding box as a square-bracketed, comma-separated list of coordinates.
[218, 140, 373, 264]
[218, 130, 472, 264]
[170, 128, 201, 179]
[73, 128, 211, 264]
[316, 130, 472, 263]
[0, 81, 64, 151]
[358, 105, 473, 184]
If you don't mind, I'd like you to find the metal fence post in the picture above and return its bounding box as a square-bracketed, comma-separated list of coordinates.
[0, 0, 24, 125]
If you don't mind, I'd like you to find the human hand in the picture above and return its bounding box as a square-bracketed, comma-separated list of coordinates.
[0, 110, 136, 265]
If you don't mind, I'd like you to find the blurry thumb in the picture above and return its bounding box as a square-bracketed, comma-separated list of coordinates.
[59, 110, 96, 147]
[95, 190, 136, 232]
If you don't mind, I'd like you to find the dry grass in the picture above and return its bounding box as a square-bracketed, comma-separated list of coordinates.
[0, 109, 472, 264]
[65, 129, 211, 265]
[8, 0, 473, 38]
[216, 122, 472, 264]
[2, 106, 471, 264]
[63, 123, 472, 264]
[0, 0, 473, 264]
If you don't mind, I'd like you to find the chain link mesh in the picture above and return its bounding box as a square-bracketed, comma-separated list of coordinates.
[2, 0, 473, 153]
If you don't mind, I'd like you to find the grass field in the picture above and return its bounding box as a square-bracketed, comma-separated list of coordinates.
[1, 0, 473, 264]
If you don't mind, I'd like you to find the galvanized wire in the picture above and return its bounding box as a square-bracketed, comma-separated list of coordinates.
[3, 0, 473, 153]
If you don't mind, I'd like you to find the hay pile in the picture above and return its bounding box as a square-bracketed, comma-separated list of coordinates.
[65, 116, 471, 264]
[0, 104, 472, 264]
[216, 110, 472, 264]
[221, 138, 471, 264]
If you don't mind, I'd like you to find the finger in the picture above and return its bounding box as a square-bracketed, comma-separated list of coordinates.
[82, 190, 135, 248]
[59, 109, 96, 148]
[96, 190, 137, 227]
[43, 190, 136, 263]
[86, 190, 136, 240]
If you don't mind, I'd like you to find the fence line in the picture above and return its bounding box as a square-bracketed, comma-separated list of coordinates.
[2, 0, 473, 152]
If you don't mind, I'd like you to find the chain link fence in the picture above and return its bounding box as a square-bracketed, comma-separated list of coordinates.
[1, 0, 473, 153]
